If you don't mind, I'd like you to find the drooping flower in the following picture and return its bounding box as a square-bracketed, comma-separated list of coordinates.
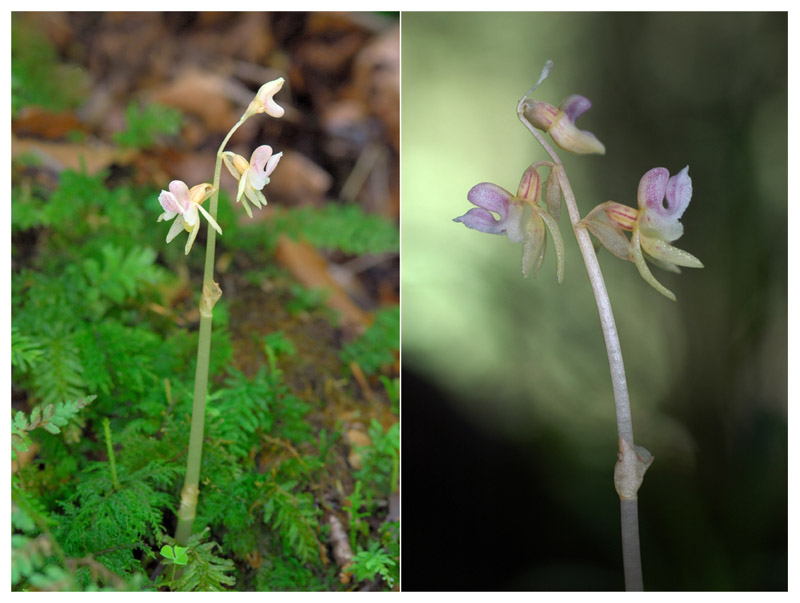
[454, 162, 565, 281]
[245, 77, 285, 119]
[158, 180, 221, 255]
[522, 94, 606, 155]
[221, 145, 282, 218]
[580, 166, 703, 300]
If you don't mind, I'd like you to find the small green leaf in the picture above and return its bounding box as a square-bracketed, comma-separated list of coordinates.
[161, 544, 188, 565]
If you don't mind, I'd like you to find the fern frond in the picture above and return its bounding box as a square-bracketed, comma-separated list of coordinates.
[263, 480, 322, 565]
[340, 305, 399, 376]
[30, 330, 86, 406]
[173, 530, 237, 592]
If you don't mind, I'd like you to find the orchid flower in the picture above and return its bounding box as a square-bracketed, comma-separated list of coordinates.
[522, 94, 605, 155]
[244, 77, 285, 119]
[454, 162, 565, 281]
[580, 166, 703, 300]
[221, 145, 282, 218]
[157, 180, 221, 255]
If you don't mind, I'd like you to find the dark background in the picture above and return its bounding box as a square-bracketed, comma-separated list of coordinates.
[401, 12, 787, 591]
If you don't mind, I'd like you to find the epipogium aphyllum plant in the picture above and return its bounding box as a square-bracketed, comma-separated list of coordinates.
[156, 77, 286, 545]
[454, 61, 703, 591]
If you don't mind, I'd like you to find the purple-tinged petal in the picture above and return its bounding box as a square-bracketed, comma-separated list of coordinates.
[248, 145, 274, 190]
[665, 166, 692, 220]
[466, 182, 513, 219]
[559, 94, 592, 123]
[638, 166, 693, 241]
[168, 180, 191, 213]
[637, 168, 669, 211]
[453, 208, 507, 235]
[158, 191, 181, 215]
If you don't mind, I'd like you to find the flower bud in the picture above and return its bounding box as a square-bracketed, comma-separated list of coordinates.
[516, 164, 541, 203]
[523, 95, 605, 155]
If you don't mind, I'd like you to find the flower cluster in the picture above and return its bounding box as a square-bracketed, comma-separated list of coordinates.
[580, 166, 703, 300]
[454, 162, 565, 281]
[158, 77, 285, 253]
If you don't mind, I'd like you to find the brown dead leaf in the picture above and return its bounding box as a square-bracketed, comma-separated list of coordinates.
[275, 236, 369, 329]
[148, 68, 239, 133]
[11, 134, 137, 175]
[351, 25, 399, 152]
[268, 150, 333, 207]
[13, 107, 87, 140]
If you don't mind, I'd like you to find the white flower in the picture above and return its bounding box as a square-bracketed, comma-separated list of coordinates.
[221, 145, 282, 218]
[245, 77, 285, 119]
[158, 180, 221, 255]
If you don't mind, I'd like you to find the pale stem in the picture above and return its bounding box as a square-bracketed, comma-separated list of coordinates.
[518, 103, 644, 590]
[174, 116, 247, 545]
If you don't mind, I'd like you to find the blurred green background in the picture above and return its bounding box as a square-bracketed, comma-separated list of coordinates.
[400, 12, 786, 590]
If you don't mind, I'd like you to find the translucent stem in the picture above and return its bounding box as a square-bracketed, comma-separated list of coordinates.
[519, 101, 644, 590]
[174, 116, 246, 545]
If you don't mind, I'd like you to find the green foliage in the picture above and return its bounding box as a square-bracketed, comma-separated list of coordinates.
[113, 102, 183, 149]
[81, 244, 165, 308]
[160, 530, 237, 592]
[345, 480, 372, 551]
[286, 283, 329, 316]
[255, 555, 339, 592]
[340, 305, 399, 376]
[262, 480, 322, 565]
[208, 367, 275, 460]
[160, 545, 189, 565]
[350, 541, 397, 589]
[12, 396, 97, 459]
[11, 326, 45, 372]
[274, 204, 399, 255]
[381, 375, 400, 415]
[11, 15, 86, 115]
[56, 460, 181, 579]
[353, 420, 399, 498]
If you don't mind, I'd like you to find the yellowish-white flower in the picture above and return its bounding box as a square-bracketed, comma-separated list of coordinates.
[221, 145, 282, 218]
[245, 77, 285, 119]
[158, 180, 221, 255]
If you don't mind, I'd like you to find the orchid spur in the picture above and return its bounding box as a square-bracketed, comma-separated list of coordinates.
[454, 162, 565, 281]
[580, 166, 703, 300]
[158, 180, 221, 255]
[221, 145, 282, 218]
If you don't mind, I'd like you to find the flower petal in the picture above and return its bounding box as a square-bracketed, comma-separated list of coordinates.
[168, 180, 191, 213]
[196, 202, 223, 235]
[538, 208, 565, 283]
[559, 94, 592, 123]
[639, 233, 703, 268]
[166, 215, 186, 243]
[184, 222, 200, 255]
[632, 228, 676, 301]
[248, 145, 274, 190]
[453, 208, 507, 235]
[580, 207, 634, 261]
[521, 213, 546, 278]
[466, 182, 513, 218]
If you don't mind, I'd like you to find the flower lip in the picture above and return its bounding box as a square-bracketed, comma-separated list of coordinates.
[455, 182, 525, 241]
[637, 166, 692, 241]
[559, 94, 592, 123]
[247, 145, 281, 190]
[252, 77, 285, 118]
[466, 182, 512, 220]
